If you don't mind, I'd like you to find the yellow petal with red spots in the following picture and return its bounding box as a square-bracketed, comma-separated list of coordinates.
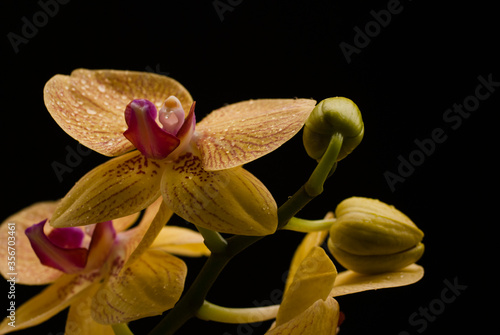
[91, 249, 187, 324]
[0, 274, 97, 334]
[195, 99, 316, 170]
[161, 152, 277, 236]
[43, 69, 193, 157]
[50, 151, 166, 228]
[0, 202, 64, 285]
[65, 283, 113, 335]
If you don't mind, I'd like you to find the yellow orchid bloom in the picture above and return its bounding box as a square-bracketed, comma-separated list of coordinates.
[43, 69, 317, 235]
[0, 198, 210, 334]
[267, 220, 424, 334]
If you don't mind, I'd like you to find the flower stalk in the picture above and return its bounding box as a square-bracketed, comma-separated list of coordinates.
[112, 323, 134, 335]
[282, 216, 336, 233]
[195, 225, 228, 254]
[196, 300, 280, 324]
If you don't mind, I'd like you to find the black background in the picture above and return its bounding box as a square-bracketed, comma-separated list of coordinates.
[1, 1, 497, 334]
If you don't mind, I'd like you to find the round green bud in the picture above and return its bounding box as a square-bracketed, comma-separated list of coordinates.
[328, 197, 424, 274]
[303, 97, 364, 161]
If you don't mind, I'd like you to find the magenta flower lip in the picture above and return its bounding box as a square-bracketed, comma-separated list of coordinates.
[123, 98, 197, 160]
[25, 220, 117, 274]
[124, 99, 181, 160]
[25, 220, 88, 274]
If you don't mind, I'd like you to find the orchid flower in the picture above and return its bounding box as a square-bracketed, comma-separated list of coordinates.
[43, 69, 317, 235]
[0, 199, 210, 334]
[266, 218, 424, 334]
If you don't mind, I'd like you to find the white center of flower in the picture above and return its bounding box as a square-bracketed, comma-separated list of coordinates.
[159, 96, 185, 135]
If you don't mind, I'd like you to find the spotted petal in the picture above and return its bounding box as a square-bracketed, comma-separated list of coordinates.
[50, 151, 167, 228]
[65, 283, 113, 335]
[195, 99, 316, 170]
[43, 69, 193, 157]
[91, 249, 187, 324]
[0, 274, 96, 333]
[161, 152, 278, 235]
[0, 202, 63, 284]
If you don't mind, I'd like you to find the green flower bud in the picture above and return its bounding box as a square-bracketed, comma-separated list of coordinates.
[303, 97, 364, 161]
[328, 197, 424, 274]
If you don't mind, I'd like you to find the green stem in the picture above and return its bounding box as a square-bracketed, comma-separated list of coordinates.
[282, 216, 335, 232]
[305, 132, 343, 197]
[196, 300, 280, 324]
[149, 252, 232, 335]
[196, 225, 228, 253]
[112, 323, 134, 335]
[148, 135, 343, 335]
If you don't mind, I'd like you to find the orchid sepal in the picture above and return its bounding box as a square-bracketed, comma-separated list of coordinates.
[161, 152, 278, 236]
[50, 151, 166, 228]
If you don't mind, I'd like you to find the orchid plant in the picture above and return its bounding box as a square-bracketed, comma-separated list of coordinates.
[0, 69, 425, 335]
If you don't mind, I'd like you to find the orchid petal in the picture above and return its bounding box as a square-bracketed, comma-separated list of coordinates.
[122, 200, 174, 269]
[175, 101, 196, 141]
[151, 226, 211, 257]
[91, 249, 187, 324]
[0, 202, 63, 284]
[65, 283, 113, 335]
[169, 101, 196, 158]
[123, 99, 180, 159]
[0, 273, 96, 333]
[329, 263, 424, 297]
[161, 153, 278, 235]
[109, 197, 164, 266]
[25, 220, 88, 274]
[276, 247, 337, 327]
[284, 213, 332, 294]
[110, 211, 141, 233]
[50, 151, 167, 228]
[84, 221, 116, 272]
[195, 99, 316, 170]
[43, 69, 193, 157]
[267, 298, 339, 335]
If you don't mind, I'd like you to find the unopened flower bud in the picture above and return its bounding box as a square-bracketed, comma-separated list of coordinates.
[328, 197, 424, 274]
[303, 97, 364, 162]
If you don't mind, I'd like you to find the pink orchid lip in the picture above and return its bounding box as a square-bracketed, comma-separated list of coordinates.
[123, 97, 197, 160]
[48, 225, 85, 248]
[25, 220, 117, 274]
[26, 220, 88, 274]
